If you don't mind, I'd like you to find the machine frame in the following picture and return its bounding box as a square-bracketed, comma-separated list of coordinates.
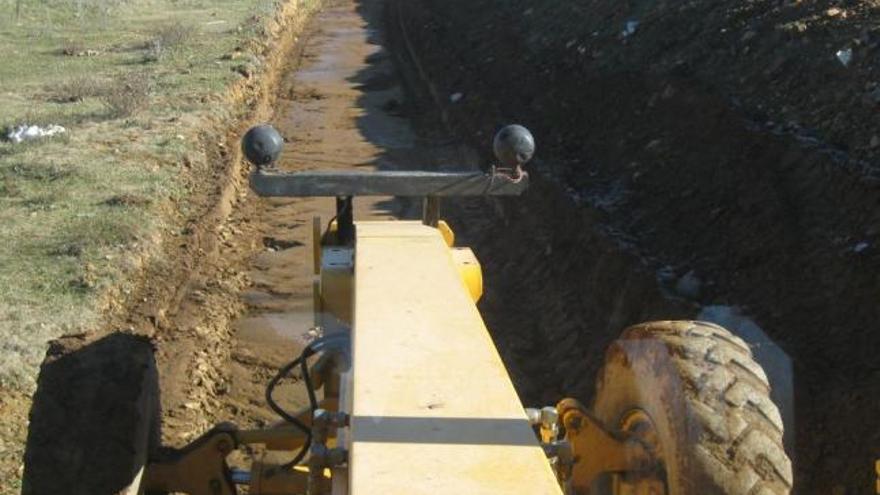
[136, 124, 792, 495]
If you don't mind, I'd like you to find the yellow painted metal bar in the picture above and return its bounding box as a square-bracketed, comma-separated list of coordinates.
[348, 221, 561, 495]
[450, 246, 483, 302]
[237, 398, 339, 450]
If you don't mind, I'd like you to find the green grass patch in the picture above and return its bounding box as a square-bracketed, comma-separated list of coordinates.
[0, 0, 325, 491]
[0, 0, 313, 392]
[0, 136, 178, 385]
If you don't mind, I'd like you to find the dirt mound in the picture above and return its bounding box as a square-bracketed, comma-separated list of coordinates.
[396, 0, 880, 492]
[23, 333, 159, 495]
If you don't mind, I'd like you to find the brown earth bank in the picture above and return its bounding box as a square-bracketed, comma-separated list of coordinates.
[15, 1, 322, 492]
[394, 0, 880, 493]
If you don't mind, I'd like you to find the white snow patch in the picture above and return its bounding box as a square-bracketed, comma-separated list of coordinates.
[622, 20, 640, 38]
[835, 47, 852, 67]
[852, 241, 870, 253]
[6, 124, 67, 143]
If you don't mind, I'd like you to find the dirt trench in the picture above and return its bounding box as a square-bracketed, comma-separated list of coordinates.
[215, 0, 823, 489]
[200, 0, 880, 492]
[160, 0, 681, 461]
[21, 0, 483, 476]
[395, 1, 880, 493]
[21, 0, 878, 493]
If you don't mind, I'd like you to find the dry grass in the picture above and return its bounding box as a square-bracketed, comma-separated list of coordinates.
[100, 72, 151, 117]
[143, 22, 197, 62]
[48, 75, 102, 103]
[155, 21, 195, 48]
[60, 38, 85, 56]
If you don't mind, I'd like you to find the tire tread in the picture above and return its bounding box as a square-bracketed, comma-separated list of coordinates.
[624, 320, 792, 494]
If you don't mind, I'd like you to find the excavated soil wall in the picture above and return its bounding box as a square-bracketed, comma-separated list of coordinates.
[393, 1, 880, 493]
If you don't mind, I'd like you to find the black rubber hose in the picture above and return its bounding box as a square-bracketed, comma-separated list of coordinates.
[265, 355, 310, 433]
[268, 334, 346, 469]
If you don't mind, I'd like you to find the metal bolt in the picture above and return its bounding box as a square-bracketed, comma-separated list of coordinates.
[525, 408, 542, 425]
[540, 406, 558, 427]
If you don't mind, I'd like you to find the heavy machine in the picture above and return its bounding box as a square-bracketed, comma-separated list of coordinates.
[23, 125, 792, 495]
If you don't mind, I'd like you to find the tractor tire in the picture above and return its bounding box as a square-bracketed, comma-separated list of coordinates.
[592, 320, 793, 495]
[23, 332, 161, 495]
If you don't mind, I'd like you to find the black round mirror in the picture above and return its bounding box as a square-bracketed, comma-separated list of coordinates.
[242, 124, 283, 167]
[493, 124, 535, 169]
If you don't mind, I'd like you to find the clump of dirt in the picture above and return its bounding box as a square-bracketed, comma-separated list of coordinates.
[22, 333, 159, 495]
[395, 0, 880, 493]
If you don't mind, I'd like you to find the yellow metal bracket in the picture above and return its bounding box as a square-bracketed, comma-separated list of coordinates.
[450, 247, 483, 302]
[144, 425, 237, 495]
[557, 398, 656, 492]
[437, 220, 455, 246]
[143, 351, 343, 495]
[248, 461, 311, 495]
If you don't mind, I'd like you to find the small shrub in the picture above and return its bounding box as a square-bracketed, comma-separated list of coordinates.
[49, 243, 84, 258]
[102, 193, 150, 207]
[10, 162, 74, 182]
[143, 22, 195, 61]
[0, 175, 21, 198]
[155, 22, 194, 48]
[49, 76, 102, 103]
[100, 73, 151, 118]
[143, 38, 163, 63]
[60, 39, 85, 56]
